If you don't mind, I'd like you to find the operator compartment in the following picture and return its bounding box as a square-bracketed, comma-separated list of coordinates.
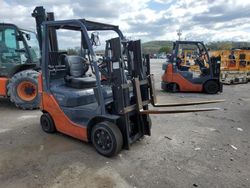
[45, 24, 114, 123]
[48, 52, 97, 107]
[48, 53, 113, 104]
[48, 53, 113, 122]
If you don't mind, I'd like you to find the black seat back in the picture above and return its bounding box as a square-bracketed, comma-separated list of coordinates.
[195, 59, 209, 76]
[62, 55, 96, 89]
[64, 55, 89, 77]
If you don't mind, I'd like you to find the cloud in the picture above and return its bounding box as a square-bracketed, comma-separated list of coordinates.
[0, 0, 249, 46]
[153, 0, 250, 42]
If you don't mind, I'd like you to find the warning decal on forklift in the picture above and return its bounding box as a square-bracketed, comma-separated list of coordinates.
[113, 62, 120, 69]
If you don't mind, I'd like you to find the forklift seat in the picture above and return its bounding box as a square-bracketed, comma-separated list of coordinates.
[63, 55, 96, 89]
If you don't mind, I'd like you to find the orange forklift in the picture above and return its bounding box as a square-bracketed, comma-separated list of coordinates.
[33, 7, 223, 157]
[162, 41, 223, 94]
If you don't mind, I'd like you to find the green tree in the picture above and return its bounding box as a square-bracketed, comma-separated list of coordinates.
[159, 46, 171, 53]
[67, 48, 78, 55]
[217, 42, 233, 50]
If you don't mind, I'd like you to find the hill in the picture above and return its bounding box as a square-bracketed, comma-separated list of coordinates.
[206, 41, 250, 50]
[142, 40, 250, 54]
[142, 41, 173, 54]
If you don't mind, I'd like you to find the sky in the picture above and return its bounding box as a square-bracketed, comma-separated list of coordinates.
[1, 0, 250, 46]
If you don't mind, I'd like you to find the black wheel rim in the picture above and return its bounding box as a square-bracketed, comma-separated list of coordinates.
[207, 83, 218, 93]
[94, 127, 113, 153]
[42, 118, 50, 131]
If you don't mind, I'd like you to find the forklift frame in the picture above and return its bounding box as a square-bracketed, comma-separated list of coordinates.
[38, 17, 223, 156]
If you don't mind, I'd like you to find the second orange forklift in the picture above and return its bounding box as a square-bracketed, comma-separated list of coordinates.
[162, 41, 223, 94]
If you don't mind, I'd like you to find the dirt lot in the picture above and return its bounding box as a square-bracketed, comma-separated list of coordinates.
[0, 59, 250, 188]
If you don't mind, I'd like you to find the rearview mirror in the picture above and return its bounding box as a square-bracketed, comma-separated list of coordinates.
[16, 35, 23, 41]
[25, 33, 30, 40]
[91, 32, 101, 46]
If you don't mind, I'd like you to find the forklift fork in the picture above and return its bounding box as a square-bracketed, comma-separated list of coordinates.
[134, 76, 224, 114]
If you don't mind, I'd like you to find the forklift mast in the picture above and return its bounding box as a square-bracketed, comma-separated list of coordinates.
[32, 6, 58, 52]
[102, 38, 152, 147]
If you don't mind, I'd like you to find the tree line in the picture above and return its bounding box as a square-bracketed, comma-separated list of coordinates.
[142, 41, 250, 54]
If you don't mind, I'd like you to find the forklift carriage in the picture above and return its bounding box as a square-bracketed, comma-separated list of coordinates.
[38, 18, 222, 157]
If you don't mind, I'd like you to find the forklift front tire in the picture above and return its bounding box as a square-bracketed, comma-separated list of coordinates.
[40, 113, 56, 133]
[204, 80, 219, 94]
[91, 121, 123, 157]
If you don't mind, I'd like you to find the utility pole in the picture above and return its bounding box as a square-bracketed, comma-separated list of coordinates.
[177, 29, 182, 41]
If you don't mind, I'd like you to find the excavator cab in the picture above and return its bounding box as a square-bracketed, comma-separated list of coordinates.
[0, 7, 60, 109]
[162, 41, 222, 94]
[0, 24, 40, 77]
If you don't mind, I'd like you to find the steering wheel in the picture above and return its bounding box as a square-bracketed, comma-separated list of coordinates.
[97, 58, 111, 82]
[198, 57, 205, 67]
[79, 57, 90, 74]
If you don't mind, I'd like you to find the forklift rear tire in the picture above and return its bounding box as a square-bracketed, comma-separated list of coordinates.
[40, 113, 56, 133]
[203, 80, 219, 94]
[91, 121, 123, 157]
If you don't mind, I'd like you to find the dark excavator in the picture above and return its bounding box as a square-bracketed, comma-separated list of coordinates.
[0, 8, 56, 109]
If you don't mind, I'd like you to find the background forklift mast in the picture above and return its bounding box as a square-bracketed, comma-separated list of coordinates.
[0, 7, 56, 109]
[162, 41, 222, 94]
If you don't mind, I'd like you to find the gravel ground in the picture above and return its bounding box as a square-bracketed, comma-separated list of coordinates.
[0, 59, 250, 188]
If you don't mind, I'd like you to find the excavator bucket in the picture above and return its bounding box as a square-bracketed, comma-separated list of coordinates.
[134, 76, 224, 115]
